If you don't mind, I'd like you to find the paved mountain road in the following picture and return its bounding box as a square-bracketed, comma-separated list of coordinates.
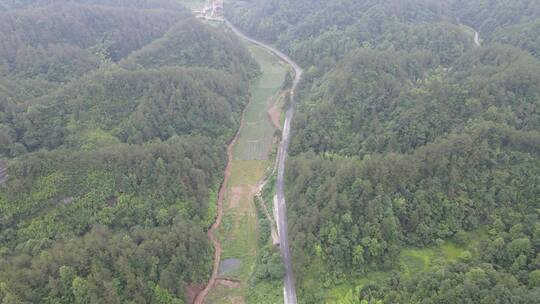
[474, 31, 481, 47]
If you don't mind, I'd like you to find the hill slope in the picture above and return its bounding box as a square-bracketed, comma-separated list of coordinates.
[228, 0, 540, 302]
[0, 2, 259, 303]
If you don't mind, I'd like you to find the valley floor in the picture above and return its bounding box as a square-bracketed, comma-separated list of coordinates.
[203, 42, 288, 303]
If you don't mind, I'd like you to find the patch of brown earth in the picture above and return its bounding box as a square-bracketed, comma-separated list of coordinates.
[216, 279, 242, 288]
[229, 296, 246, 304]
[185, 283, 204, 304]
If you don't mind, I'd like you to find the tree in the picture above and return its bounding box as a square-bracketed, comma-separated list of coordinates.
[352, 245, 365, 267]
[72, 277, 89, 304]
[529, 270, 540, 288]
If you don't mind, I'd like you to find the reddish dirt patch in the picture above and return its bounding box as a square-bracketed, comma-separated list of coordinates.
[230, 296, 246, 304]
[217, 279, 242, 289]
[185, 284, 205, 304]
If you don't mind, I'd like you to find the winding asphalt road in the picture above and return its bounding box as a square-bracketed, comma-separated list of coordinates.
[474, 31, 481, 47]
[225, 20, 303, 304]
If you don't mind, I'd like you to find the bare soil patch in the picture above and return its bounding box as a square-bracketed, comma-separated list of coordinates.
[229, 296, 246, 304]
[217, 278, 242, 288]
[185, 284, 204, 304]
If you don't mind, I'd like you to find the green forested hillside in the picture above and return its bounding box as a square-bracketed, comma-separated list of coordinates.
[226, 0, 469, 69]
[14, 67, 248, 153]
[0, 138, 218, 302]
[0, 1, 259, 303]
[227, 0, 540, 66]
[0, 1, 191, 119]
[452, 0, 540, 58]
[291, 45, 540, 156]
[228, 0, 540, 303]
[287, 122, 540, 302]
[0, 3, 187, 81]
[120, 17, 258, 80]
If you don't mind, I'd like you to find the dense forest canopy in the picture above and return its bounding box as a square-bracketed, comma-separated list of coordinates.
[1, 0, 539, 303]
[453, 0, 540, 59]
[227, 0, 540, 66]
[16, 67, 249, 152]
[0, 1, 258, 158]
[226, 0, 540, 303]
[120, 17, 258, 80]
[0, 3, 187, 80]
[0, 1, 259, 303]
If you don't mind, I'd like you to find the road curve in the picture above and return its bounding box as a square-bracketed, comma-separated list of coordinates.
[225, 20, 303, 304]
[474, 31, 481, 47]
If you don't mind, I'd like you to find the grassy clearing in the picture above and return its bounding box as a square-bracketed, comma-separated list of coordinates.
[326, 271, 390, 304]
[228, 160, 268, 186]
[441, 242, 464, 261]
[205, 283, 245, 304]
[401, 248, 434, 274]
